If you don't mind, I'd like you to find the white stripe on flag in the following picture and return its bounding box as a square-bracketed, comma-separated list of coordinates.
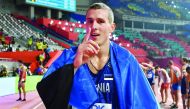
[104, 78, 113, 80]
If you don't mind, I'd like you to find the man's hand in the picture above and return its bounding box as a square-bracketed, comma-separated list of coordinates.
[74, 28, 100, 68]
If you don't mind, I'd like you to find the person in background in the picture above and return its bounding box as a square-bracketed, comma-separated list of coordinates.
[181, 57, 189, 109]
[16, 61, 27, 101]
[0, 65, 8, 77]
[185, 66, 190, 108]
[27, 36, 33, 50]
[12, 67, 17, 76]
[141, 61, 156, 95]
[43, 45, 51, 66]
[168, 60, 181, 108]
[155, 66, 170, 104]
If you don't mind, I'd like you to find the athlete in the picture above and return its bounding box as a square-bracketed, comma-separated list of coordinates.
[181, 57, 189, 109]
[141, 61, 156, 95]
[155, 66, 170, 104]
[16, 62, 27, 101]
[37, 3, 160, 109]
[168, 60, 181, 108]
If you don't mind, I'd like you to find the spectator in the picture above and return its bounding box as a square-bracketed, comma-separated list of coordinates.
[27, 36, 33, 50]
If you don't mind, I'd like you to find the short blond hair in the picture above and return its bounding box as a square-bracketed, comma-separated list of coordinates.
[86, 3, 114, 24]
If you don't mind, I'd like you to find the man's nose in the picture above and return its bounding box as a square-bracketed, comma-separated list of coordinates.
[91, 22, 98, 30]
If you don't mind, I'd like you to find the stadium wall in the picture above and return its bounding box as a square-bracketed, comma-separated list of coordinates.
[0, 75, 43, 96]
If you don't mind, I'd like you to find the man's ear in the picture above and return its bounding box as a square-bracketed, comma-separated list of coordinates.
[110, 23, 116, 33]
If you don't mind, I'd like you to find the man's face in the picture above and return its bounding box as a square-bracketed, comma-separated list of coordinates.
[181, 59, 184, 64]
[187, 73, 190, 80]
[86, 9, 115, 46]
[155, 68, 158, 72]
[168, 64, 172, 68]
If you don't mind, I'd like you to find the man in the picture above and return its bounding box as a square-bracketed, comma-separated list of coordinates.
[168, 60, 181, 108]
[185, 66, 190, 108]
[37, 3, 160, 109]
[181, 57, 189, 109]
[155, 66, 170, 104]
[27, 36, 33, 50]
[16, 62, 27, 101]
[141, 61, 156, 95]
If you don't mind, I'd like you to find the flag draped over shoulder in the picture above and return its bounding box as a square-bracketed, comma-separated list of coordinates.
[39, 41, 160, 109]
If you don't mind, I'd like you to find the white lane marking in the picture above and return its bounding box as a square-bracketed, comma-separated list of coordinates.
[33, 102, 43, 109]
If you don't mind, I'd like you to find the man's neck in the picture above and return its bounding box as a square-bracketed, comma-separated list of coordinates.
[88, 41, 110, 74]
[97, 41, 110, 59]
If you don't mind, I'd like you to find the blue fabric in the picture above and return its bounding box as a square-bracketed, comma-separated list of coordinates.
[181, 77, 186, 94]
[172, 83, 181, 91]
[43, 48, 77, 79]
[43, 41, 160, 109]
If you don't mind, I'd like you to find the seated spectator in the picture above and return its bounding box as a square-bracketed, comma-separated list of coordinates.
[37, 53, 45, 65]
[27, 36, 33, 50]
[43, 46, 51, 66]
[16, 45, 21, 51]
[0, 65, 8, 77]
[12, 67, 18, 76]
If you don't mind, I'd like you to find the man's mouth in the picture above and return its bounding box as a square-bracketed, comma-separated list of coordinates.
[91, 34, 100, 37]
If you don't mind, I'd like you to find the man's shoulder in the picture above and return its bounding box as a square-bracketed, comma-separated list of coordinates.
[111, 41, 134, 59]
[173, 66, 180, 71]
[111, 42, 131, 54]
[110, 41, 138, 68]
[162, 68, 166, 72]
[160, 69, 168, 75]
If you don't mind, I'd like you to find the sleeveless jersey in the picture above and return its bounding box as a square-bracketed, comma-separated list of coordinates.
[158, 70, 170, 83]
[86, 59, 119, 109]
[147, 69, 155, 84]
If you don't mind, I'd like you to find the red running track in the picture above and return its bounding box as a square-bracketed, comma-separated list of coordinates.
[0, 91, 45, 109]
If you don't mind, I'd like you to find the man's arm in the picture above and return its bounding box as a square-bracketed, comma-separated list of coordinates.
[21, 67, 26, 81]
[175, 67, 182, 82]
[158, 74, 160, 87]
[141, 62, 154, 69]
[140, 64, 148, 71]
[186, 76, 189, 95]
